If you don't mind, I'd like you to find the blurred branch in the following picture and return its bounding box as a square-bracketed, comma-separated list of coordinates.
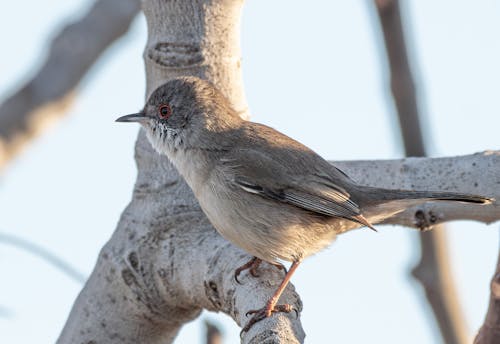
[0, 0, 140, 171]
[0, 232, 85, 284]
[0, 305, 14, 318]
[374, 0, 424, 156]
[373, 1, 468, 343]
[411, 231, 468, 344]
[205, 320, 223, 344]
[474, 233, 500, 344]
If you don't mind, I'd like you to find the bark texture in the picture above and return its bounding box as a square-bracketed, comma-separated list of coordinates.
[373, 1, 468, 342]
[0, 0, 140, 171]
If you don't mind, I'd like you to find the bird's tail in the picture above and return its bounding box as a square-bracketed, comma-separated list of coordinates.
[355, 186, 494, 225]
[361, 186, 494, 205]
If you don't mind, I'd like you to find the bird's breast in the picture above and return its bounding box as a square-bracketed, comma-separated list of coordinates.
[167, 149, 212, 195]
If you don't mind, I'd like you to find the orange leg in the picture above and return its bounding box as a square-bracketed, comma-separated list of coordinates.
[242, 260, 301, 333]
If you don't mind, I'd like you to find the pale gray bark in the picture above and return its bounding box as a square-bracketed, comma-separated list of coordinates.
[57, 1, 500, 343]
[0, 0, 140, 171]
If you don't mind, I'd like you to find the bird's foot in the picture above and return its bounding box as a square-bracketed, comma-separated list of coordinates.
[239, 260, 302, 335]
[234, 257, 261, 283]
[270, 261, 287, 274]
[234, 257, 287, 284]
[241, 303, 295, 334]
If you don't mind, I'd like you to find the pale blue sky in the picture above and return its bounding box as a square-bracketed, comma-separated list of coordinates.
[0, 1, 498, 343]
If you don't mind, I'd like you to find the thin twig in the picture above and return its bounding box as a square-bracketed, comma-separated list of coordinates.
[0, 0, 140, 171]
[0, 232, 85, 284]
[373, 1, 468, 343]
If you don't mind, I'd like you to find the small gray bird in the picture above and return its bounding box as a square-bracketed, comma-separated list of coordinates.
[117, 77, 492, 332]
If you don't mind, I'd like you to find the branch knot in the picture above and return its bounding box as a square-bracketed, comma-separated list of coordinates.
[147, 42, 204, 68]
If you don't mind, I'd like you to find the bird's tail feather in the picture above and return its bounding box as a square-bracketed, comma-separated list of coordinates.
[355, 186, 494, 226]
[359, 186, 494, 205]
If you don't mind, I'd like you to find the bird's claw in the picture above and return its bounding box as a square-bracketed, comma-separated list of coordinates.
[241, 304, 294, 334]
[234, 257, 261, 284]
[271, 261, 288, 274]
[234, 257, 287, 284]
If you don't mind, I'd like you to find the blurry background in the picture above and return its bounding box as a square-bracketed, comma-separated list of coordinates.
[0, 0, 499, 343]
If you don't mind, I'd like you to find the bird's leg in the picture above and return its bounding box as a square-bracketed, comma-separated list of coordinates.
[234, 257, 287, 283]
[241, 260, 301, 333]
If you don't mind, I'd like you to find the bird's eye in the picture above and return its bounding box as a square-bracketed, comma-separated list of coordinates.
[158, 104, 172, 119]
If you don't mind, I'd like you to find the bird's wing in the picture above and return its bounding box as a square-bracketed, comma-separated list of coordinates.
[218, 147, 374, 229]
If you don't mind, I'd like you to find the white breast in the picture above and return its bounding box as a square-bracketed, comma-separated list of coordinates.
[170, 150, 208, 194]
[146, 128, 207, 193]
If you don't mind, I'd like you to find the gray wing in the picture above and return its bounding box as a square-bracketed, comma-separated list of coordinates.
[218, 148, 373, 228]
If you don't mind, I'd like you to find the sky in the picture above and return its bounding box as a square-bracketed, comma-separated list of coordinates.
[0, 1, 499, 343]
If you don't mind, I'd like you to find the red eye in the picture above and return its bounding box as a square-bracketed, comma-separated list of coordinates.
[158, 104, 172, 119]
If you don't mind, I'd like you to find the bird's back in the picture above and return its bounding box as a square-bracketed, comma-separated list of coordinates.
[236, 122, 355, 187]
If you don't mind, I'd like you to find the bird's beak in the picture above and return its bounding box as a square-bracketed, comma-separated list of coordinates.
[115, 112, 147, 123]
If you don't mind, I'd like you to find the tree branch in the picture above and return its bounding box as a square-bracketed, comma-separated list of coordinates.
[333, 152, 499, 228]
[373, 1, 468, 342]
[0, 0, 140, 171]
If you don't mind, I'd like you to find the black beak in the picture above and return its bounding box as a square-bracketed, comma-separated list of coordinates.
[115, 112, 147, 123]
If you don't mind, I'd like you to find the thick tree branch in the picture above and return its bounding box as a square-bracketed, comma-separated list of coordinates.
[0, 0, 140, 171]
[373, 1, 468, 342]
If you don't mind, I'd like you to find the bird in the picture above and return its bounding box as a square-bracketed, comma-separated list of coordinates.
[116, 76, 493, 332]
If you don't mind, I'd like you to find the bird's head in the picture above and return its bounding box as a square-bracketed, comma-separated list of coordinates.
[116, 76, 241, 155]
